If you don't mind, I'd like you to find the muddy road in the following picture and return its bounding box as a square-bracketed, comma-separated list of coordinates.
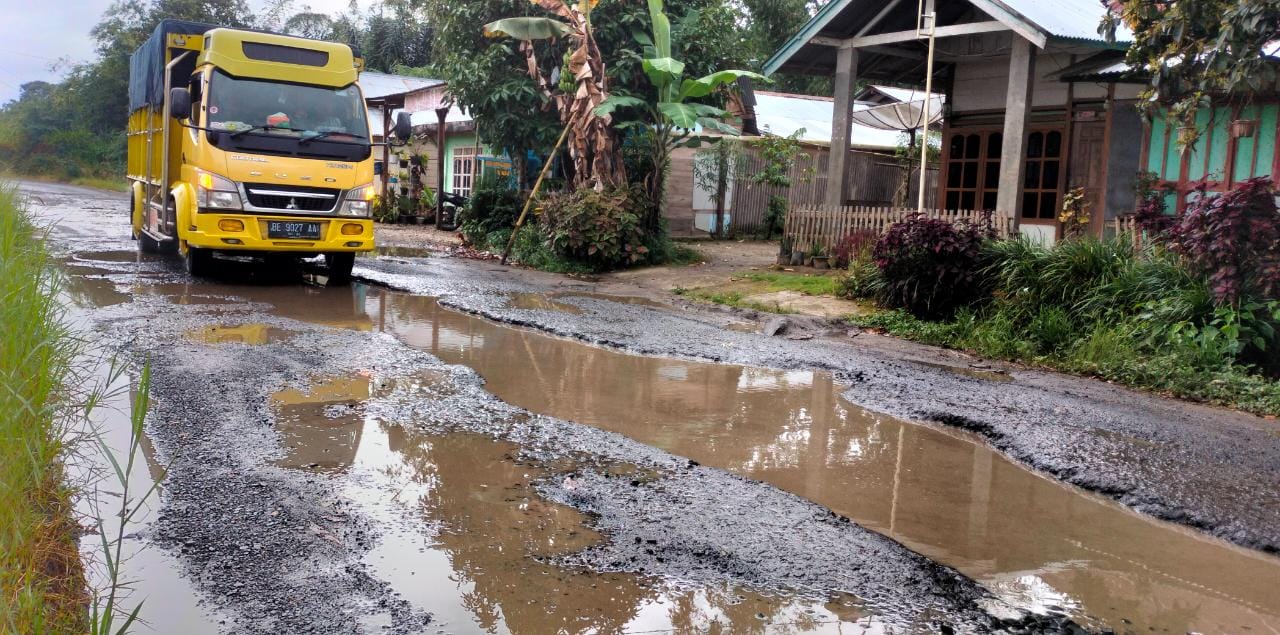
[24, 180, 1280, 634]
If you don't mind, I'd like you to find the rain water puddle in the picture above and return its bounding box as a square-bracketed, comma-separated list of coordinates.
[504, 292, 586, 314]
[186, 323, 295, 346]
[352, 286, 1280, 633]
[271, 376, 879, 633]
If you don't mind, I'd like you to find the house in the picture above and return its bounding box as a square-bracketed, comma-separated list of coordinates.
[664, 89, 939, 236]
[765, 0, 1151, 243]
[1054, 51, 1280, 216]
[361, 71, 508, 207]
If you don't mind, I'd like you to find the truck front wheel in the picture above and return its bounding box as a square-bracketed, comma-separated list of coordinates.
[184, 245, 213, 278]
[326, 252, 354, 284]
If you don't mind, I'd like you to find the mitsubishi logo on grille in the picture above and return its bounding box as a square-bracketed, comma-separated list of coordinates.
[286, 198, 299, 210]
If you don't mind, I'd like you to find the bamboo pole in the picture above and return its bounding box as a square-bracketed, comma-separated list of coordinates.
[501, 113, 576, 265]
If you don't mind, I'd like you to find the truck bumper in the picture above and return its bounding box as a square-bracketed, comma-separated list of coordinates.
[182, 212, 375, 253]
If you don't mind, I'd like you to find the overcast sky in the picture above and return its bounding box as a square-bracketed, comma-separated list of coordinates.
[0, 0, 361, 104]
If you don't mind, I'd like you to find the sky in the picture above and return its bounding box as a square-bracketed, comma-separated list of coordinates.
[0, 0, 361, 104]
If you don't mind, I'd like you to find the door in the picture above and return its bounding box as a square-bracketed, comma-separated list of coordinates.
[1069, 120, 1107, 236]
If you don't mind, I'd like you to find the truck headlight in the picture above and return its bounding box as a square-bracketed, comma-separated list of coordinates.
[340, 183, 375, 217]
[196, 171, 242, 210]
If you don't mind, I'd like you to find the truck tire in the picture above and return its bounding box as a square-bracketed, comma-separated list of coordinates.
[326, 252, 354, 284]
[184, 245, 213, 278]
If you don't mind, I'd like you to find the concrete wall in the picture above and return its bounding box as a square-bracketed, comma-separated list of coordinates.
[951, 51, 1142, 113]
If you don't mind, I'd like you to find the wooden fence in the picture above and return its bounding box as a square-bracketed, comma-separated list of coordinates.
[783, 205, 1015, 254]
[1111, 214, 1145, 247]
[729, 146, 938, 236]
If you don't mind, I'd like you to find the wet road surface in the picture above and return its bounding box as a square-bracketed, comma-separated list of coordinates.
[23, 180, 1280, 634]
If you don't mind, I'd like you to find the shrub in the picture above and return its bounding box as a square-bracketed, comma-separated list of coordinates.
[458, 175, 522, 246]
[832, 229, 879, 269]
[1167, 177, 1280, 303]
[872, 214, 996, 317]
[539, 186, 649, 271]
[838, 259, 882, 299]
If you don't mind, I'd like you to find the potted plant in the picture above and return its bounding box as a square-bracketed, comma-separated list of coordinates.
[418, 188, 436, 223]
[396, 151, 410, 169]
[778, 236, 793, 265]
[410, 153, 424, 167]
[1230, 118, 1258, 138]
[397, 195, 415, 224]
[812, 246, 830, 269]
[805, 244, 822, 267]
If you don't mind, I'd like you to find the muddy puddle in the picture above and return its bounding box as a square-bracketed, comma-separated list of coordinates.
[349, 286, 1280, 633]
[186, 323, 295, 345]
[275, 376, 880, 633]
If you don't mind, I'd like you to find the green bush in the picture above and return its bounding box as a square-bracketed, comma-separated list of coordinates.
[851, 232, 1280, 415]
[458, 175, 522, 246]
[539, 186, 649, 271]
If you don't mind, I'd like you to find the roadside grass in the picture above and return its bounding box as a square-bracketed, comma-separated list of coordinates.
[738, 271, 841, 296]
[70, 177, 127, 193]
[851, 306, 1280, 416]
[0, 187, 86, 633]
[673, 287, 799, 314]
[671, 269, 851, 315]
[0, 172, 127, 193]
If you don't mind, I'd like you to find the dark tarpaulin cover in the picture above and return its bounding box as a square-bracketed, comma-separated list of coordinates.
[128, 19, 215, 112]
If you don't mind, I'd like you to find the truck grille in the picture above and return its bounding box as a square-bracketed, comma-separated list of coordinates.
[244, 184, 339, 212]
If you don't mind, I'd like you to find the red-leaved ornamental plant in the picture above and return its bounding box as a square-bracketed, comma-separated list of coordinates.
[1168, 177, 1280, 304]
[873, 213, 996, 317]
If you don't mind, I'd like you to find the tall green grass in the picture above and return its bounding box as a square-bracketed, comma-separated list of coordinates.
[0, 187, 86, 632]
[851, 235, 1280, 415]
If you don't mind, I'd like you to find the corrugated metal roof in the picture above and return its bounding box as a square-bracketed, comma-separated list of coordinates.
[765, 0, 1132, 78]
[988, 0, 1132, 45]
[368, 104, 471, 137]
[359, 71, 442, 100]
[754, 92, 904, 150]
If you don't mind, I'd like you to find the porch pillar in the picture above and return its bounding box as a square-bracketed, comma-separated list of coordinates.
[825, 46, 858, 208]
[996, 36, 1036, 228]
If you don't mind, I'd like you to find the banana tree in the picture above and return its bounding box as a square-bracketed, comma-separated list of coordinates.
[595, 0, 767, 229]
[484, 0, 626, 191]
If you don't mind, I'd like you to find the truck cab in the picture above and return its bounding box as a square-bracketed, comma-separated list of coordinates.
[127, 20, 410, 281]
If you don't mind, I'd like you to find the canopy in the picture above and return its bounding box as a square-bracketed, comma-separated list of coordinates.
[128, 19, 215, 112]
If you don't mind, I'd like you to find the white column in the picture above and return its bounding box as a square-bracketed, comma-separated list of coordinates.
[826, 46, 858, 208]
[996, 36, 1036, 228]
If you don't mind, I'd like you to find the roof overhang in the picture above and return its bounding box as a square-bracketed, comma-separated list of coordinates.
[765, 0, 1127, 80]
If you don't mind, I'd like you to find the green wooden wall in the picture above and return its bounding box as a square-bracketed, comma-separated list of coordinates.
[1146, 103, 1278, 211]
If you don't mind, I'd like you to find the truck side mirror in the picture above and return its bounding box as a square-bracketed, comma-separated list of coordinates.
[393, 112, 412, 141]
[169, 87, 192, 120]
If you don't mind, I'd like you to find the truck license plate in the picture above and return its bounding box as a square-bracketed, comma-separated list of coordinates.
[266, 221, 321, 239]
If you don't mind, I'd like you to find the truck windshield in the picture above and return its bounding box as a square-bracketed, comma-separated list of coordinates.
[205, 70, 371, 160]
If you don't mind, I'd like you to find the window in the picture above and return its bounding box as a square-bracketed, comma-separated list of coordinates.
[943, 131, 1001, 211]
[942, 127, 1063, 219]
[1021, 130, 1063, 220]
[452, 146, 476, 197]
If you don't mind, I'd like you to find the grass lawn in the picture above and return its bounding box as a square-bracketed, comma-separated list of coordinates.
[0, 187, 86, 633]
[674, 269, 858, 316]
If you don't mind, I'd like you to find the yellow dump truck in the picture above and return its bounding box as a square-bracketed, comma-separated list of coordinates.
[127, 20, 410, 280]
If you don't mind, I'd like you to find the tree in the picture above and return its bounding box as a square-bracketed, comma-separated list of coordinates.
[283, 12, 335, 40]
[1103, 0, 1280, 141]
[596, 0, 766, 230]
[426, 0, 748, 191]
[484, 0, 627, 191]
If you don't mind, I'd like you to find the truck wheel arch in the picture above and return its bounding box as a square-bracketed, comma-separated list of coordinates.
[130, 181, 146, 238]
[169, 182, 198, 247]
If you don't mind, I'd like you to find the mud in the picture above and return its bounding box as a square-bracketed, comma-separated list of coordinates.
[26, 180, 1280, 634]
[353, 254, 1280, 558]
[367, 289, 1280, 632]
